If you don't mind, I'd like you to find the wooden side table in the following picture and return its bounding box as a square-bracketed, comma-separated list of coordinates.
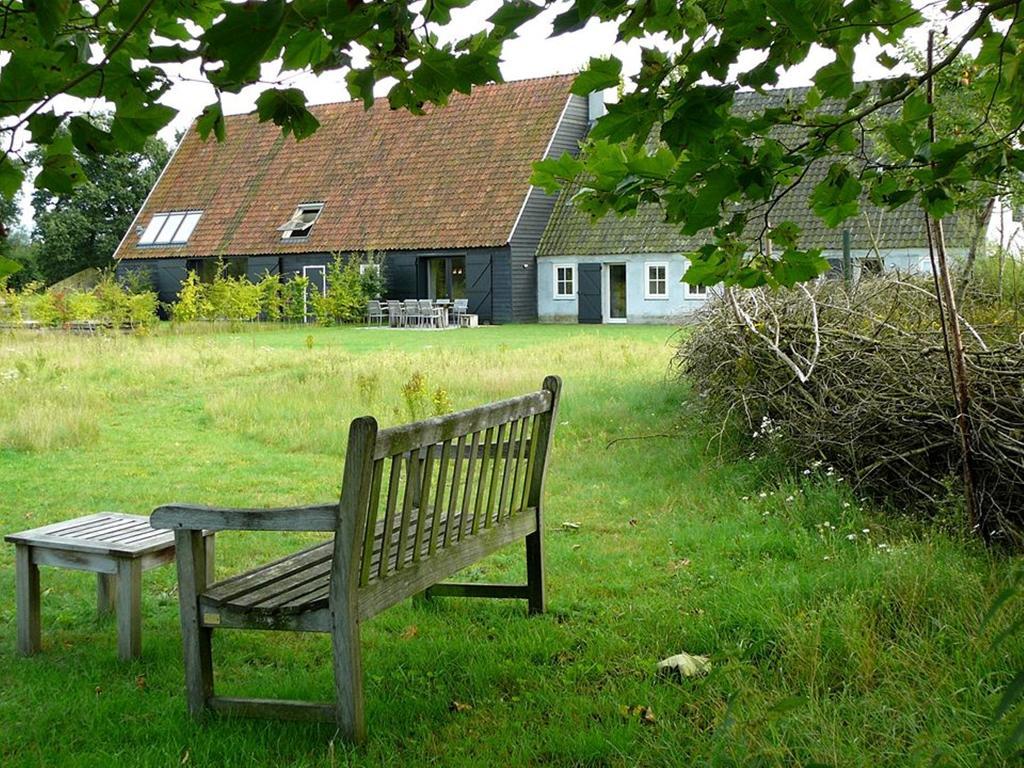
[5, 513, 214, 660]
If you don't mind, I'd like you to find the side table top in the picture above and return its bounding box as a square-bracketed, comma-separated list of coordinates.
[4, 513, 176, 557]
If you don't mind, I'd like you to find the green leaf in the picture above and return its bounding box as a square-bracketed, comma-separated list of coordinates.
[37, 148, 87, 194]
[27, 112, 64, 144]
[346, 68, 376, 109]
[196, 101, 226, 142]
[27, 0, 70, 42]
[69, 116, 117, 155]
[766, 0, 816, 42]
[572, 58, 622, 96]
[255, 88, 321, 140]
[488, 0, 544, 34]
[202, 0, 286, 88]
[771, 249, 829, 287]
[111, 103, 176, 151]
[901, 92, 932, 124]
[0, 256, 22, 279]
[810, 163, 861, 227]
[0, 154, 24, 200]
[923, 186, 956, 218]
[813, 49, 854, 98]
[282, 28, 333, 70]
[769, 221, 801, 249]
[530, 153, 583, 193]
[883, 123, 915, 159]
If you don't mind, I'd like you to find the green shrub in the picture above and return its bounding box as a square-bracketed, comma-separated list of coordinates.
[66, 291, 101, 321]
[127, 292, 158, 328]
[172, 270, 207, 322]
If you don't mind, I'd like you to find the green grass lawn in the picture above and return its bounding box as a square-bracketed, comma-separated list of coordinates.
[0, 323, 1020, 767]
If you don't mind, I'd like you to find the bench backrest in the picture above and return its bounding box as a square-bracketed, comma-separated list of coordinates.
[331, 376, 561, 618]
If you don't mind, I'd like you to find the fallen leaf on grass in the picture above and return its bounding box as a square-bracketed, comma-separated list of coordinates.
[449, 700, 472, 713]
[628, 518, 638, 527]
[657, 651, 712, 680]
[668, 558, 692, 572]
[620, 704, 656, 725]
[401, 625, 419, 640]
[560, 521, 581, 531]
[135, 675, 146, 691]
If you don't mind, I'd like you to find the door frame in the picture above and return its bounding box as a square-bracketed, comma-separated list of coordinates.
[603, 262, 628, 324]
[302, 264, 326, 322]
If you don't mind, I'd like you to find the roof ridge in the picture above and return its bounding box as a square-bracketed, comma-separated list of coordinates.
[217, 72, 578, 122]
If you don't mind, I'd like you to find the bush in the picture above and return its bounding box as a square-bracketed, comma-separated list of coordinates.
[0, 273, 159, 329]
[677, 273, 1024, 544]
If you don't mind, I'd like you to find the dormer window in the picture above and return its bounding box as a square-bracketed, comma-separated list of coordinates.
[278, 203, 323, 240]
[138, 210, 202, 246]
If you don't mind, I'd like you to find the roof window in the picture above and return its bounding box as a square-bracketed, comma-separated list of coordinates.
[278, 203, 324, 240]
[138, 210, 202, 246]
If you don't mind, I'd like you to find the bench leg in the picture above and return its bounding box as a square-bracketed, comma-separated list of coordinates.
[97, 574, 116, 616]
[174, 531, 213, 717]
[116, 558, 142, 660]
[525, 529, 545, 615]
[15, 544, 41, 655]
[331, 613, 365, 743]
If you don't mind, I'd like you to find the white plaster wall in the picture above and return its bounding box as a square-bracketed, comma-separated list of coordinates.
[537, 255, 709, 323]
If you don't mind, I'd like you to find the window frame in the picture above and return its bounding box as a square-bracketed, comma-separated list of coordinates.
[553, 263, 576, 300]
[644, 261, 669, 300]
[686, 281, 708, 297]
[137, 210, 203, 246]
[280, 202, 324, 241]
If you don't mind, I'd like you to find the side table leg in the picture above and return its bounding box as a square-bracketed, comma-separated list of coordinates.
[14, 544, 41, 656]
[203, 534, 216, 584]
[116, 558, 142, 660]
[97, 574, 116, 616]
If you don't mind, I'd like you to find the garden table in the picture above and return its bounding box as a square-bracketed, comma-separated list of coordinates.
[5, 513, 214, 660]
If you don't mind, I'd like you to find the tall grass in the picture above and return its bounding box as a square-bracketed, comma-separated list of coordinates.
[0, 323, 1021, 767]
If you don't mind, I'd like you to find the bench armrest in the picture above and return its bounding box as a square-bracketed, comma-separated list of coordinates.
[151, 503, 338, 533]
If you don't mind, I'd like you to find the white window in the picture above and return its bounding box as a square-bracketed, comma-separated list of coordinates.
[687, 281, 708, 297]
[137, 210, 203, 246]
[645, 262, 668, 299]
[279, 203, 324, 239]
[359, 263, 380, 276]
[553, 264, 575, 299]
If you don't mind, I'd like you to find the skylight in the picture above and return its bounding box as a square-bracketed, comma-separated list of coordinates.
[138, 210, 202, 246]
[278, 203, 324, 240]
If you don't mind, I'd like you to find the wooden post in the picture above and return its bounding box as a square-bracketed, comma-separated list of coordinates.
[174, 529, 213, 716]
[331, 416, 377, 743]
[116, 557, 142, 660]
[14, 544, 41, 655]
[525, 376, 562, 615]
[97, 574, 116, 616]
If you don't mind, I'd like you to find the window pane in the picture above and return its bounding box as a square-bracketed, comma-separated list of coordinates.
[155, 213, 185, 243]
[138, 215, 167, 244]
[172, 212, 202, 243]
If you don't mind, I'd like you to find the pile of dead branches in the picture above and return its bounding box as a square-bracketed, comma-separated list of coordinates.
[676, 274, 1024, 544]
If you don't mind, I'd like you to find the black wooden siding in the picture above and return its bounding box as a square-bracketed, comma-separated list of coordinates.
[506, 94, 589, 322]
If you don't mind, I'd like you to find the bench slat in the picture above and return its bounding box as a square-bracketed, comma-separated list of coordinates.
[373, 391, 551, 459]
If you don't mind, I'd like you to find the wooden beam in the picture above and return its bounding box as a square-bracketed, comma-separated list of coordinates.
[151, 503, 338, 532]
[425, 582, 530, 600]
[209, 697, 334, 722]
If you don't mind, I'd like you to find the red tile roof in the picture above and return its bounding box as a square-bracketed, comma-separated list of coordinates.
[115, 75, 576, 260]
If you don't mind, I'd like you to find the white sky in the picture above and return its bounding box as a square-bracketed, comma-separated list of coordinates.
[16, 0, 957, 228]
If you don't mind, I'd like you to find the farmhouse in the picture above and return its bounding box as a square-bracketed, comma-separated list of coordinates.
[114, 75, 592, 323]
[536, 87, 991, 324]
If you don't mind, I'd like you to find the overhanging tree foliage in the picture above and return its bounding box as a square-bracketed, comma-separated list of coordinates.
[0, 1, 1022, 287]
[29, 119, 169, 283]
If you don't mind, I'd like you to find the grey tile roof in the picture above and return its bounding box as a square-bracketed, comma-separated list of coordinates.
[538, 86, 977, 257]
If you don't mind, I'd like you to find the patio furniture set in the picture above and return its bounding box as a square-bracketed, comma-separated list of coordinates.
[6, 377, 562, 743]
[365, 298, 476, 328]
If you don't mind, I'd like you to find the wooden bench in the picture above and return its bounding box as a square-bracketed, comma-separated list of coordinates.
[151, 376, 561, 742]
